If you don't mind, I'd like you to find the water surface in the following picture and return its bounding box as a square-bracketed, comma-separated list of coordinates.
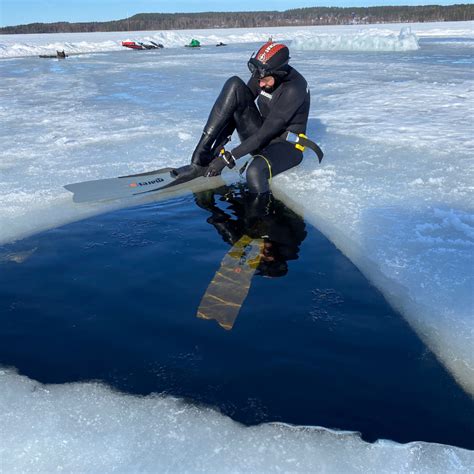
[0, 186, 473, 449]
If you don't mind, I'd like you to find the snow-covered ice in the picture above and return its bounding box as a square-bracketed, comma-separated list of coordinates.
[0, 21, 473, 471]
[1, 369, 473, 473]
[0, 21, 472, 58]
[292, 26, 420, 51]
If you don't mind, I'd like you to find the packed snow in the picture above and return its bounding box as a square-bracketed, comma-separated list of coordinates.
[0, 22, 472, 58]
[0, 21, 473, 472]
[292, 26, 420, 51]
[1, 369, 473, 473]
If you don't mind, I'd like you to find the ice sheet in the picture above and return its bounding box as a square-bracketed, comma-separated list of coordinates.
[292, 26, 420, 51]
[0, 21, 472, 58]
[0, 22, 473, 471]
[1, 369, 473, 473]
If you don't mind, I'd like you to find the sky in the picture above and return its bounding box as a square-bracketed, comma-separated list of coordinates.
[0, 0, 469, 28]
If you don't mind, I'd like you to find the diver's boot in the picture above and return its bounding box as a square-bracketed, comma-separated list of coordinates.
[191, 76, 257, 167]
[191, 131, 218, 167]
[175, 76, 259, 181]
[190, 124, 233, 169]
[172, 123, 233, 182]
[171, 163, 207, 183]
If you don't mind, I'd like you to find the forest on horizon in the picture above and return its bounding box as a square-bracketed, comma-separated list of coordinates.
[1, 4, 473, 34]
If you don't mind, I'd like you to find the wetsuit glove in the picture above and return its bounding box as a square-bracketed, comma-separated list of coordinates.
[206, 150, 236, 177]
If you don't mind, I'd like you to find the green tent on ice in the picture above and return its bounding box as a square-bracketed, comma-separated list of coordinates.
[188, 38, 201, 47]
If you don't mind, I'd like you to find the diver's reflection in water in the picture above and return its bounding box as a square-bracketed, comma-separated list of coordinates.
[194, 186, 307, 330]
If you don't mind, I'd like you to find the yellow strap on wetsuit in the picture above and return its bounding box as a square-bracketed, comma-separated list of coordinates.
[284, 131, 324, 163]
[254, 154, 273, 181]
[294, 133, 307, 152]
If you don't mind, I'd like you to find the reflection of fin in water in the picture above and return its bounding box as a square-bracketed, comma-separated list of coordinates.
[197, 235, 264, 330]
[0, 247, 37, 264]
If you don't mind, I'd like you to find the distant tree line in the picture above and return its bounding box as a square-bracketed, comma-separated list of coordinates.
[1, 4, 473, 34]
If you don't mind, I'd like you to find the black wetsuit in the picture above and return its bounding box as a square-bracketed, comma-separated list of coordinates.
[190, 66, 310, 193]
[232, 68, 310, 161]
[231, 68, 310, 193]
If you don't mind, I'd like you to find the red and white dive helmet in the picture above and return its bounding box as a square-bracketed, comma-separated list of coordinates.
[248, 41, 290, 78]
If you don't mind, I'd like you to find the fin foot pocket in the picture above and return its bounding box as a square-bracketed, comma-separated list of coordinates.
[171, 164, 208, 183]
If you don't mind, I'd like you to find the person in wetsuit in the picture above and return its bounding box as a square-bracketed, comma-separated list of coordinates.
[172, 41, 310, 196]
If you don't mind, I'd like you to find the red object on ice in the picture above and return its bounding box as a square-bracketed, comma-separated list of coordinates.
[121, 41, 144, 50]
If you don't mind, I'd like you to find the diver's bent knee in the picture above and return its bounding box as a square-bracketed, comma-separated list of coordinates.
[246, 158, 270, 194]
[223, 76, 247, 91]
[245, 160, 263, 182]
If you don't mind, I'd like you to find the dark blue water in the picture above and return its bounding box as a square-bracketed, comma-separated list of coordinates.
[0, 185, 473, 449]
